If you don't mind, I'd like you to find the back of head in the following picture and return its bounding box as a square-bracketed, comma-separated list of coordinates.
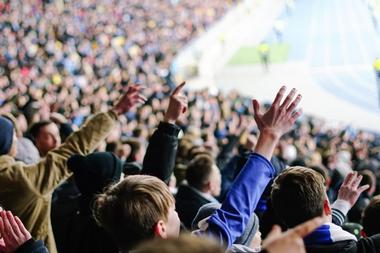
[186, 154, 214, 191]
[271, 166, 326, 228]
[359, 170, 376, 196]
[125, 138, 142, 162]
[362, 195, 380, 237]
[135, 235, 225, 253]
[67, 152, 123, 196]
[93, 175, 175, 251]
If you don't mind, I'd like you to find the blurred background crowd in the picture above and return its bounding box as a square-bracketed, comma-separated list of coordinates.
[0, 0, 380, 253]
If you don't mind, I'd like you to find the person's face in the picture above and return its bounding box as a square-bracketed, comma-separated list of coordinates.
[209, 165, 221, 197]
[35, 123, 61, 156]
[165, 205, 181, 238]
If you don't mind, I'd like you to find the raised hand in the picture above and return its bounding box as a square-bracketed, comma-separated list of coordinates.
[0, 211, 32, 253]
[164, 81, 188, 124]
[263, 217, 324, 253]
[337, 172, 370, 207]
[112, 84, 147, 115]
[253, 86, 302, 160]
[252, 86, 302, 139]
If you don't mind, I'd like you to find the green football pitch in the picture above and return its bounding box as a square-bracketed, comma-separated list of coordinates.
[228, 43, 290, 65]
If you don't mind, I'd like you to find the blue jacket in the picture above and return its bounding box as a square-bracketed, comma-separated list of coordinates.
[201, 153, 275, 247]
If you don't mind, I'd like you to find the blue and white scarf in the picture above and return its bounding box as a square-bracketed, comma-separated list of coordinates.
[304, 223, 357, 246]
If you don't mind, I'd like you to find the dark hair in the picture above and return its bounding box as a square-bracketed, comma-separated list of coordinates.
[359, 170, 376, 193]
[28, 120, 53, 141]
[309, 165, 329, 185]
[106, 142, 118, 153]
[362, 195, 380, 236]
[186, 154, 214, 191]
[124, 138, 142, 162]
[271, 167, 326, 228]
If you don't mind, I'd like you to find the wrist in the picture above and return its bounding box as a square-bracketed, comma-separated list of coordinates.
[163, 115, 176, 125]
[260, 129, 281, 141]
[332, 199, 352, 215]
[253, 130, 280, 161]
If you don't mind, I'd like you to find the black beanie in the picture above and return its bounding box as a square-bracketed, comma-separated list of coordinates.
[0, 116, 14, 155]
[67, 152, 123, 196]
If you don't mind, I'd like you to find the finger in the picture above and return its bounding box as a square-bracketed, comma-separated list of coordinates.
[286, 94, 302, 113]
[126, 84, 144, 93]
[14, 217, 29, 238]
[0, 238, 5, 251]
[346, 172, 358, 186]
[172, 81, 186, 95]
[0, 216, 4, 236]
[176, 94, 188, 100]
[342, 172, 355, 186]
[137, 94, 147, 102]
[357, 184, 370, 194]
[352, 175, 363, 189]
[252, 99, 261, 116]
[292, 216, 324, 237]
[280, 88, 296, 110]
[1, 212, 15, 240]
[266, 225, 282, 241]
[272, 86, 287, 106]
[6, 212, 21, 237]
[290, 108, 303, 123]
[136, 99, 147, 105]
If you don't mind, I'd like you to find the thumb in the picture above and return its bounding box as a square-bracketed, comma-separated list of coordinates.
[357, 184, 370, 194]
[0, 238, 6, 252]
[267, 225, 282, 239]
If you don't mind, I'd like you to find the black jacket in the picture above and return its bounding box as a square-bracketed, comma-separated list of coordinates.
[175, 184, 216, 229]
[306, 234, 380, 253]
[16, 239, 49, 253]
[56, 122, 181, 253]
[142, 122, 181, 184]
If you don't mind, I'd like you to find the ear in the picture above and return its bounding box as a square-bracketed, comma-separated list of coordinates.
[153, 220, 168, 239]
[323, 199, 332, 216]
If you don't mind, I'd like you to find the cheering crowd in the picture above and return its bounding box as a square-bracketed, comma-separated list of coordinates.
[1, 1, 380, 253]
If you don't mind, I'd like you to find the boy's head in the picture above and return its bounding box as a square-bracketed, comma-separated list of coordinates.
[362, 195, 380, 237]
[93, 175, 180, 251]
[271, 167, 330, 228]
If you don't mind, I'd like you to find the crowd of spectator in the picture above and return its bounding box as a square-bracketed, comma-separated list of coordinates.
[1, 1, 380, 253]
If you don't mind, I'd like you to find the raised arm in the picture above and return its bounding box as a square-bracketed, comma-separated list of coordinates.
[142, 82, 187, 183]
[203, 86, 302, 246]
[24, 85, 146, 194]
[331, 172, 369, 226]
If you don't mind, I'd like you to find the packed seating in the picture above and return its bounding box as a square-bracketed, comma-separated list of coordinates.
[0, 1, 380, 253]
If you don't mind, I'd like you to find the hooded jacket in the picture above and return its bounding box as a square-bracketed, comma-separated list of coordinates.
[0, 111, 117, 253]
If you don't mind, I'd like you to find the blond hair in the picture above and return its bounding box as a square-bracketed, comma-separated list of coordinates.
[93, 175, 175, 250]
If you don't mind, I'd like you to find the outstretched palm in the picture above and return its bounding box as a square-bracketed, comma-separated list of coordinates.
[252, 86, 302, 139]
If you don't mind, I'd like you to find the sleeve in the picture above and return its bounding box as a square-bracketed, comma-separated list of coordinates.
[331, 199, 351, 226]
[15, 239, 50, 253]
[23, 111, 117, 195]
[200, 153, 275, 247]
[142, 122, 181, 184]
